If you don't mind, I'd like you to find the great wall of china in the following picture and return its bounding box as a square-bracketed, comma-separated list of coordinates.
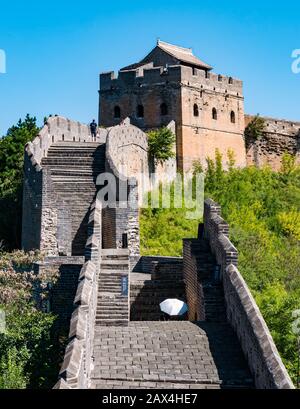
[21, 41, 300, 389]
[22, 114, 294, 389]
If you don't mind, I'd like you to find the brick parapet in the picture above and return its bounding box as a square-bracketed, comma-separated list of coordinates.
[25, 115, 107, 168]
[245, 114, 300, 137]
[204, 198, 294, 389]
[100, 65, 243, 96]
[182, 239, 204, 321]
[54, 199, 102, 389]
[224, 264, 294, 389]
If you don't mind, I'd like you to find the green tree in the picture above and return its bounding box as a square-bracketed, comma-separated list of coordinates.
[0, 251, 59, 389]
[147, 127, 175, 165]
[0, 115, 39, 250]
[245, 114, 266, 141]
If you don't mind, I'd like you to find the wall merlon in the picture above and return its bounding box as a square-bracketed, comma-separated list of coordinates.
[100, 65, 242, 95]
[25, 115, 106, 170]
[245, 114, 300, 136]
[100, 65, 183, 91]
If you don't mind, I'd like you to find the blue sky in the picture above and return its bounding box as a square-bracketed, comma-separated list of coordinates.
[0, 0, 299, 135]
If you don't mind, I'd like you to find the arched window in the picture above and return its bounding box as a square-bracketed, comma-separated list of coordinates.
[230, 111, 236, 124]
[136, 104, 144, 118]
[193, 104, 199, 117]
[114, 106, 121, 119]
[212, 108, 218, 120]
[160, 103, 168, 116]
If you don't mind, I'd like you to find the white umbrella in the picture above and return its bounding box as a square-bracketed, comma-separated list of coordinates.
[159, 299, 188, 316]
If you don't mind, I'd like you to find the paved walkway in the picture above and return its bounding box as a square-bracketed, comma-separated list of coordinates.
[90, 321, 253, 389]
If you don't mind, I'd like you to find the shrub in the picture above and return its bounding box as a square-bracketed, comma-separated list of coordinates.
[245, 114, 266, 141]
[192, 160, 203, 176]
[147, 127, 176, 165]
[277, 210, 300, 240]
[0, 251, 59, 388]
[281, 152, 297, 175]
[0, 347, 28, 389]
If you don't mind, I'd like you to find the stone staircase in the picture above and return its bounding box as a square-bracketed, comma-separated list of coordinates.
[94, 239, 253, 389]
[96, 249, 130, 326]
[41, 142, 105, 255]
[130, 261, 186, 321]
[190, 239, 227, 322]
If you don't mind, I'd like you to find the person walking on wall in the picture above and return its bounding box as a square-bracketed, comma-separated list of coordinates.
[90, 119, 97, 141]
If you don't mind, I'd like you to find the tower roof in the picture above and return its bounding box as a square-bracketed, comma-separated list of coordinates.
[120, 40, 213, 71]
[155, 40, 212, 70]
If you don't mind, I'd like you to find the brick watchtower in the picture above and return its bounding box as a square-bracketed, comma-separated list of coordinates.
[99, 40, 246, 172]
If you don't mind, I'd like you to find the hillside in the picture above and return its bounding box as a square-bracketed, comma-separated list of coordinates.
[140, 154, 300, 384]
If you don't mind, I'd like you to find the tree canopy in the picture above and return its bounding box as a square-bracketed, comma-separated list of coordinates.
[0, 115, 39, 250]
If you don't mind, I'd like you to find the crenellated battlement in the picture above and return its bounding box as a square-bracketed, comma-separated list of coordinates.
[25, 115, 107, 169]
[100, 65, 182, 90]
[100, 65, 243, 96]
[245, 114, 300, 137]
[180, 65, 243, 95]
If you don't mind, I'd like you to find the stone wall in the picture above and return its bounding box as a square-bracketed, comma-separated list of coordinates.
[22, 154, 43, 251]
[105, 120, 149, 181]
[203, 198, 294, 389]
[103, 122, 144, 268]
[101, 198, 139, 271]
[182, 239, 205, 321]
[180, 66, 246, 172]
[99, 66, 182, 131]
[245, 115, 300, 170]
[133, 255, 183, 274]
[35, 257, 83, 327]
[54, 199, 101, 389]
[40, 167, 60, 255]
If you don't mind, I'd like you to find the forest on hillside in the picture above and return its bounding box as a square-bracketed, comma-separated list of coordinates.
[141, 151, 300, 385]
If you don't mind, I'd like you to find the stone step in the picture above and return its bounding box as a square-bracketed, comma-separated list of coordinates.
[99, 281, 127, 287]
[101, 259, 129, 265]
[51, 141, 102, 146]
[95, 320, 128, 326]
[98, 295, 128, 300]
[98, 289, 121, 294]
[101, 249, 129, 257]
[100, 271, 129, 277]
[43, 156, 104, 162]
[96, 311, 128, 317]
[43, 165, 104, 172]
[97, 306, 128, 311]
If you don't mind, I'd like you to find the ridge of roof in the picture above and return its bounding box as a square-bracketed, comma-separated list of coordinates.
[157, 40, 193, 55]
[156, 40, 212, 70]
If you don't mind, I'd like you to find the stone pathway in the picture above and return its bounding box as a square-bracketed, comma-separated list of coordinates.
[90, 321, 253, 389]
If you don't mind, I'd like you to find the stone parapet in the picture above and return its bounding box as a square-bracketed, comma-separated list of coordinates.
[25, 115, 107, 168]
[203, 198, 294, 389]
[100, 65, 243, 96]
[53, 199, 102, 389]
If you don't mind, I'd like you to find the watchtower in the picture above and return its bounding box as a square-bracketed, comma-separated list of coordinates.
[99, 40, 246, 172]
